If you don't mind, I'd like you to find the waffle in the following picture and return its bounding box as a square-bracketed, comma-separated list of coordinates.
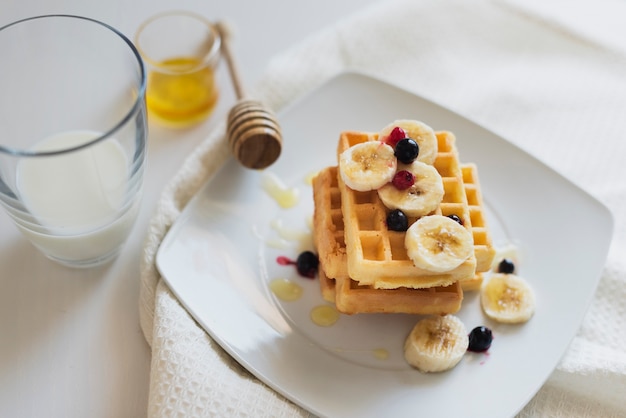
[312, 129, 496, 312]
[461, 273, 485, 292]
[321, 267, 463, 315]
[312, 165, 347, 281]
[337, 131, 476, 289]
[461, 163, 496, 273]
[313, 166, 463, 314]
[318, 265, 337, 303]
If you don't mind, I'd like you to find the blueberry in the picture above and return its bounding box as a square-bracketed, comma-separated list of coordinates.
[468, 326, 493, 352]
[386, 209, 409, 232]
[296, 251, 319, 278]
[394, 138, 419, 164]
[498, 258, 515, 274]
[447, 214, 463, 225]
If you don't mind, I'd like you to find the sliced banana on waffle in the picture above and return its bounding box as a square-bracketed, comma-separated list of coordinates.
[339, 141, 397, 191]
[405, 215, 473, 273]
[404, 315, 468, 373]
[378, 161, 444, 217]
[380, 119, 438, 165]
[481, 273, 535, 323]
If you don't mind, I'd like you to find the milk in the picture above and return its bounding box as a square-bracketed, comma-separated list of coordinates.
[15, 130, 139, 264]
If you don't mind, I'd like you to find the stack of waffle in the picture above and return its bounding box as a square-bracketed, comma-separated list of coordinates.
[312, 129, 495, 315]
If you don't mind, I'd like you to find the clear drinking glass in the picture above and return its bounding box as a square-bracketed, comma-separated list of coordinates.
[0, 15, 148, 268]
[135, 11, 221, 127]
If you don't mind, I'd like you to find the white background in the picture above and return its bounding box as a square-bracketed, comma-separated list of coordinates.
[0, 1, 379, 417]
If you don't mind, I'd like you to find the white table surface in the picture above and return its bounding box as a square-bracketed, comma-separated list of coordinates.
[0, 1, 379, 417]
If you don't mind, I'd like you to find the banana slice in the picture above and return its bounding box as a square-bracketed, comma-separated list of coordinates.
[405, 215, 473, 273]
[378, 161, 444, 217]
[380, 119, 438, 165]
[339, 141, 397, 191]
[481, 273, 535, 323]
[404, 315, 468, 373]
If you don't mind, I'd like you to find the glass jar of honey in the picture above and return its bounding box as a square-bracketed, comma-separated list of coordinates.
[135, 11, 221, 127]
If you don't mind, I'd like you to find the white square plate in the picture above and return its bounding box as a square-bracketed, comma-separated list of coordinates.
[156, 72, 613, 417]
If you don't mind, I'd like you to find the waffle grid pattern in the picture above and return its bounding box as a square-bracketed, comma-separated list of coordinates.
[312, 166, 347, 281]
[313, 165, 463, 314]
[328, 268, 462, 315]
[461, 163, 496, 273]
[338, 131, 476, 289]
[312, 130, 496, 313]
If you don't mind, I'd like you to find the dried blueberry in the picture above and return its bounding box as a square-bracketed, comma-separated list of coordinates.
[447, 214, 463, 225]
[391, 170, 415, 190]
[386, 209, 409, 232]
[386, 126, 407, 147]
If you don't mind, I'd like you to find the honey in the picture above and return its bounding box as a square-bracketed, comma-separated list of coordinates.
[146, 56, 218, 127]
[310, 305, 340, 327]
[269, 278, 303, 302]
[261, 171, 300, 209]
[372, 348, 390, 360]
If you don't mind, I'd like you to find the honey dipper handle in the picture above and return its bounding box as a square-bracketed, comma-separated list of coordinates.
[215, 21, 283, 170]
[216, 22, 246, 100]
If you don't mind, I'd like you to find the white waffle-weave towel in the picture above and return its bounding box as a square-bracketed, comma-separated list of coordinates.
[139, 0, 626, 416]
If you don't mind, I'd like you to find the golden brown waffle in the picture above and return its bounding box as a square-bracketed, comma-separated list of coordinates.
[461, 273, 485, 292]
[313, 167, 464, 313]
[312, 166, 348, 281]
[337, 131, 476, 289]
[313, 130, 495, 308]
[461, 163, 496, 273]
[319, 267, 337, 303]
[320, 268, 463, 315]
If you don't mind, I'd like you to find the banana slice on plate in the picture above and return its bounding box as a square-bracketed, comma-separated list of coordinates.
[378, 160, 444, 217]
[404, 315, 468, 373]
[379, 119, 438, 165]
[339, 141, 397, 191]
[405, 215, 474, 272]
[481, 273, 535, 323]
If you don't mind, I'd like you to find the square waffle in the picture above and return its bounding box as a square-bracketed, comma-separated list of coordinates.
[337, 131, 476, 289]
[313, 165, 463, 314]
[323, 268, 463, 315]
[312, 129, 496, 313]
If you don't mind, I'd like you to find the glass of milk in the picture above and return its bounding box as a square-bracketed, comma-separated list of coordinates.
[0, 15, 147, 268]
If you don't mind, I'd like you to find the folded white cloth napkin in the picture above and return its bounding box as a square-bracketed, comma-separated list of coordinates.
[139, 0, 626, 416]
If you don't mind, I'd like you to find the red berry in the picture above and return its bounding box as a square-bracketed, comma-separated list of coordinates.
[386, 126, 407, 147]
[391, 170, 415, 190]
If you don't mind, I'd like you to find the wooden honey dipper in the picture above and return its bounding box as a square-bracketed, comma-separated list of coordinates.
[216, 22, 282, 169]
